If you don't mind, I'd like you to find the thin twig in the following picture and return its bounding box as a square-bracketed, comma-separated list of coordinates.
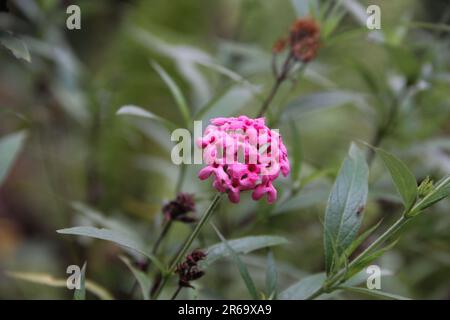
[171, 285, 183, 300]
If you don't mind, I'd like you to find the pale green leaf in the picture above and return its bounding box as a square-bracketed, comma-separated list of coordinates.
[265, 251, 278, 299]
[7, 271, 113, 300]
[0, 31, 31, 62]
[280, 90, 366, 123]
[340, 286, 411, 300]
[116, 105, 177, 131]
[279, 273, 326, 300]
[57, 226, 165, 272]
[0, 130, 27, 185]
[204, 235, 288, 267]
[212, 224, 258, 300]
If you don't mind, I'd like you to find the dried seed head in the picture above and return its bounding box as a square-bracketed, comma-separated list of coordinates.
[272, 37, 287, 54]
[175, 249, 207, 288]
[289, 18, 320, 62]
[162, 193, 196, 223]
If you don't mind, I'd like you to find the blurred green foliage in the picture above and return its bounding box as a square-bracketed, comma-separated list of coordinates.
[0, 0, 450, 299]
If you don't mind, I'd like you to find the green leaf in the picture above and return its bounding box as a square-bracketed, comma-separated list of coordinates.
[151, 61, 191, 127]
[120, 256, 151, 300]
[375, 148, 418, 211]
[7, 271, 113, 300]
[324, 143, 369, 274]
[340, 286, 411, 300]
[0, 130, 27, 186]
[211, 224, 258, 300]
[116, 105, 177, 132]
[0, 31, 31, 62]
[74, 262, 86, 300]
[265, 251, 278, 299]
[57, 227, 165, 272]
[345, 240, 399, 280]
[344, 220, 383, 258]
[279, 273, 326, 300]
[280, 90, 366, 123]
[204, 235, 289, 266]
[414, 175, 450, 213]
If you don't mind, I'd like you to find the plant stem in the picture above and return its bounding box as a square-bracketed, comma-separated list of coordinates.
[305, 215, 410, 300]
[151, 192, 223, 299]
[153, 220, 173, 255]
[171, 285, 183, 300]
[256, 52, 294, 118]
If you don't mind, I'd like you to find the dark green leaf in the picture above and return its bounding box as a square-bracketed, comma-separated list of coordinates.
[375, 148, 417, 211]
[324, 143, 369, 274]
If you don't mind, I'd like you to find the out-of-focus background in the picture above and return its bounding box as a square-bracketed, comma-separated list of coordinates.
[0, 0, 449, 299]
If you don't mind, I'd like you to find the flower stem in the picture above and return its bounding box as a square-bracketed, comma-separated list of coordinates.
[151, 192, 223, 299]
[256, 52, 294, 118]
[171, 285, 183, 300]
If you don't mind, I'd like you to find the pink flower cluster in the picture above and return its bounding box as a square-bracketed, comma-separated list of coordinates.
[197, 116, 290, 204]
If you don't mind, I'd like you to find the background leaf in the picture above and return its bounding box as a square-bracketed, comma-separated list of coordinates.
[212, 224, 258, 300]
[151, 61, 191, 126]
[280, 90, 367, 123]
[0, 130, 27, 185]
[324, 143, 369, 274]
[120, 256, 151, 300]
[265, 250, 278, 299]
[57, 227, 165, 272]
[204, 235, 288, 266]
[116, 105, 177, 131]
[0, 31, 31, 62]
[7, 271, 113, 300]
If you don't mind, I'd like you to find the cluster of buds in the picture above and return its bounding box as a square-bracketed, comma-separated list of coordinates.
[175, 249, 207, 288]
[273, 17, 320, 63]
[162, 193, 196, 223]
